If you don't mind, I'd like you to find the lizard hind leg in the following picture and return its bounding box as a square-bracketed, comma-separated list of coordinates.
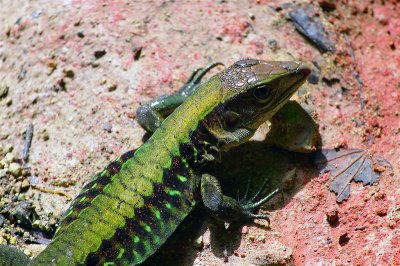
[136, 62, 224, 133]
[191, 62, 224, 84]
[178, 62, 224, 97]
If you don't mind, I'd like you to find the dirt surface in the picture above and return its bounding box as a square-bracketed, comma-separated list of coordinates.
[0, 0, 399, 265]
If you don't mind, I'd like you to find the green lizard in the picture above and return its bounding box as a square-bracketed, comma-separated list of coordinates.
[0, 59, 310, 265]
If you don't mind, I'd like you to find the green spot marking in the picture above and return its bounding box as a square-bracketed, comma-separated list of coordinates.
[91, 183, 98, 189]
[79, 196, 87, 203]
[182, 158, 189, 168]
[165, 158, 172, 169]
[154, 210, 161, 220]
[117, 248, 125, 259]
[165, 203, 172, 209]
[133, 250, 140, 260]
[153, 235, 160, 245]
[177, 175, 187, 182]
[101, 170, 109, 177]
[65, 210, 73, 218]
[169, 190, 181, 196]
[103, 183, 111, 191]
[145, 225, 151, 233]
[133, 236, 140, 243]
[104, 262, 115, 266]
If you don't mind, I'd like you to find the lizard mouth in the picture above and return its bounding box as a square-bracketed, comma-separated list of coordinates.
[271, 65, 311, 110]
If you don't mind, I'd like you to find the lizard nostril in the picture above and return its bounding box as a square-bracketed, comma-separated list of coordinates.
[297, 66, 311, 76]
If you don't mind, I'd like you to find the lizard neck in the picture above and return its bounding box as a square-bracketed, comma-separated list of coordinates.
[148, 75, 224, 168]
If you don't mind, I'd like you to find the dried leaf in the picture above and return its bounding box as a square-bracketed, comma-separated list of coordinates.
[312, 149, 391, 202]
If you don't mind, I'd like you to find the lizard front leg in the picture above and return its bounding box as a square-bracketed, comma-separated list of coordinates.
[265, 100, 320, 153]
[200, 174, 278, 223]
[136, 62, 223, 133]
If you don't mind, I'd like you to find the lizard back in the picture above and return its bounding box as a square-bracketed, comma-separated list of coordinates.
[29, 76, 224, 265]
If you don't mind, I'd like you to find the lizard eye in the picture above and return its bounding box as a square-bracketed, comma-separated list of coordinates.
[253, 85, 272, 100]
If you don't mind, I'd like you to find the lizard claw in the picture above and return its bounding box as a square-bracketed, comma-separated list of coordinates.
[237, 175, 279, 221]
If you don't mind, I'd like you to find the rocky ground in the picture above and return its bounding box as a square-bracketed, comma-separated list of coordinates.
[0, 0, 399, 265]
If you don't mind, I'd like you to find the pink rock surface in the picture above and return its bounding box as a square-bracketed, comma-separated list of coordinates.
[0, 0, 398, 265]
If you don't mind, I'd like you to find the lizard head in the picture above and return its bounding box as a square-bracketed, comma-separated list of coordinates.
[207, 59, 311, 150]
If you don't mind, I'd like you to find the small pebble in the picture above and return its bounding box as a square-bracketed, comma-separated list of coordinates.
[12, 202, 34, 228]
[0, 83, 9, 98]
[308, 70, 320, 84]
[317, 0, 336, 11]
[22, 168, 31, 177]
[9, 236, 17, 245]
[21, 179, 30, 190]
[91, 61, 100, 68]
[94, 49, 106, 59]
[32, 220, 41, 229]
[23, 249, 33, 257]
[326, 208, 339, 225]
[248, 12, 256, 20]
[6, 97, 12, 106]
[339, 233, 350, 246]
[4, 152, 15, 163]
[193, 235, 203, 249]
[9, 162, 22, 177]
[14, 181, 22, 193]
[77, 30, 85, 38]
[42, 129, 49, 141]
[132, 44, 142, 61]
[267, 39, 278, 51]
[241, 225, 249, 234]
[3, 144, 14, 154]
[47, 60, 57, 74]
[108, 84, 118, 92]
[0, 214, 5, 227]
[0, 169, 7, 178]
[102, 124, 112, 133]
[17, 194, 26, 201]
[0, 133, 9, 140]
[63, 68, 75, 79]
[0, 236, 7, 245]
[28, 175, 40, 186]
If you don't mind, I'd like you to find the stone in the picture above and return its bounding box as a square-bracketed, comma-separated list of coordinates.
[193, 235, 203, 249]
[0, 83, 9, 98]
[21, 179, 30, 191]
[3, 144, 13, 154]
[4, 152, 15, 163]
[9, 162, 22, 177]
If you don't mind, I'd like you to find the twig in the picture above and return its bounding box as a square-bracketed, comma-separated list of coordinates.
[32, 185, 72, 200]
[345, 36, 373, 144]
[345, 36, 365, 111]
[23, 123, 34, 163]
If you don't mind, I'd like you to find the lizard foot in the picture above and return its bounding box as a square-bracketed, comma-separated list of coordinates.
[237, 176, 280, 223]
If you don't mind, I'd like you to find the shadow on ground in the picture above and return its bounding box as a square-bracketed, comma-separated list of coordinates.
[143, 141, 323, 265]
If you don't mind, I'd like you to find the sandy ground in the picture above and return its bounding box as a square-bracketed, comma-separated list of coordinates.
[0, 0, 399, 265]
